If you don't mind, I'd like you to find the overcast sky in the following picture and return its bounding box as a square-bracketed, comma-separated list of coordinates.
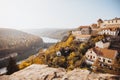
[0, 0, 120, 29]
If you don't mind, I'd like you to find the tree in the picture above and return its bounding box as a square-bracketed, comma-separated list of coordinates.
[7, 57, 19, 75]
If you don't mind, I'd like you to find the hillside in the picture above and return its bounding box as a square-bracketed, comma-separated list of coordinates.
[18, 33, 120, 75]
[21, 28, 71, 40]
[0, 28, 44, 68]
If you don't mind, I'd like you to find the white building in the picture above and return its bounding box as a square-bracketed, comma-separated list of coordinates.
[97, 17, 120, 28]
[98, 27, 118, 36]
[95, 41, 110, 49]
[85, 48, 98, 65]
[85, 48, 118, 66]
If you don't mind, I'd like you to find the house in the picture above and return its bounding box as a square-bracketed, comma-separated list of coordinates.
[74, 35, 91, 42]
[97, 19, 103, 28]
[97, 17, 120, 28]
[79, 26, 92, 35]
[102, 17, 120, 28]
[95, 40, 110, 49]
[72, 30, 82, 36]
[72, 26, 92, 36]
[71, 26, 91, 42]
[91, 23, 99, 29]
[97, 48, 118, 65]
[85, 48, 118, 67]
[85, 48, 98, 65]
[98, 27, 120, 36]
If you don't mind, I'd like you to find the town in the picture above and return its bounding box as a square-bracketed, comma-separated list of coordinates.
[70, 17, 120, 74]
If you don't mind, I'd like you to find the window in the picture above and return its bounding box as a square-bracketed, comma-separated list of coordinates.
[99, 58, 101, 60]
[90, 56, 92, 59]
[108, 60, 112, 63]
[93, 56, 95, 58]
[109, 66, 112, 70]
[116, 20, 117, 23]
[103, 59, 105, 62]
[90, 51, 92, 53]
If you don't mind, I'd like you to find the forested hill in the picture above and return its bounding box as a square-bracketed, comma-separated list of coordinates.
[0, 28, 44, 58]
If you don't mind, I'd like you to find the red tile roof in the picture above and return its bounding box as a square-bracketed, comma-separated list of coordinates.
[91, 48, 118, 59]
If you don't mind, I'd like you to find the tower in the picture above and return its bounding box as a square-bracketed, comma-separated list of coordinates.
[97, 19, 103, 28]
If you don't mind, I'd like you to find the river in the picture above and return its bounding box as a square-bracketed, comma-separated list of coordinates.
[41, 36, 60, 43]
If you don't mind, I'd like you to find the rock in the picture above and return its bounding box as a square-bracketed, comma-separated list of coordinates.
[0, 75, 9, 80]
[0, 65, 120, 80]
[62, 69, 120, 80]
[62, 68, 90, 80]
[9, 64, 66, 80]
[88, 72, 120, 80]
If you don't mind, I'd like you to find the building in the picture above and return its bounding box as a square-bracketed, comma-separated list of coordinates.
[71, 26, 92, 42]
[79, 26, 92, 35]
[95, 40, 110, 49]
[91, 23, 98, 29]
[72, 26, 92, 36]
[98, 27, 120, 36]
[85, 48, 118, 67]
[74, 35, 91, 42]
[97, 17, 120, 28]
[85, 48, 98, 65]
[72, 30, 82, 36]
[97, 19, 103, 28]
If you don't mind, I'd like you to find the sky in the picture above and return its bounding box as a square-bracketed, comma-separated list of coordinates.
[0, 0, 120, 29]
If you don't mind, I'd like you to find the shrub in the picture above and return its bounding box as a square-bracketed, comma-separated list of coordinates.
[7, 57, 19, 75]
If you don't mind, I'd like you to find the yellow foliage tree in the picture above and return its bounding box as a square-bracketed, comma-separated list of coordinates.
[67, 52, 76, 60]
[66, 35, 74, 46]
[18, 61, 32, 69]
